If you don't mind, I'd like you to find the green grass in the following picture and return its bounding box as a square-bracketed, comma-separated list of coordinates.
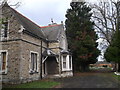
[112, 74, 120, 81]
[4, 80, 60, 88]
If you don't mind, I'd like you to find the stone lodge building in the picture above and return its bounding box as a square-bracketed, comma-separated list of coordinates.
[0, 3, 73, 84]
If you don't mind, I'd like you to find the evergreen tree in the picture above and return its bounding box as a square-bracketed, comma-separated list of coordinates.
[105, 29, 120, 72]
[65, 2, 99, 72]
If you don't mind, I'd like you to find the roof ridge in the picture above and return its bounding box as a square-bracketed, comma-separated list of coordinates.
[40, 24, 62, 28]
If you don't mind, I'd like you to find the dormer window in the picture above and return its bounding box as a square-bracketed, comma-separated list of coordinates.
[1, 19, 9, 41]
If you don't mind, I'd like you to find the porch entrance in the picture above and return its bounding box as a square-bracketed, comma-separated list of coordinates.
[44, 56, 59, 75]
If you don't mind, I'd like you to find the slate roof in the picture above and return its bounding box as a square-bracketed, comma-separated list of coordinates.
[2, 3, 64, 42]
[41, 24, 64, 42]
[3, 3, 46, 40]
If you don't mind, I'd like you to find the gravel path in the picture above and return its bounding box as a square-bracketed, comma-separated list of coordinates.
[54, 68, 120, 88]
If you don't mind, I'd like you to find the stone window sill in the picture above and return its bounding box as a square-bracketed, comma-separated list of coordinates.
[0, 71, 7, 75]
[29, 70, 39, 75]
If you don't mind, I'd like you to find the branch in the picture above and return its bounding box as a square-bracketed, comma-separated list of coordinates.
[94, 24, 111, 44]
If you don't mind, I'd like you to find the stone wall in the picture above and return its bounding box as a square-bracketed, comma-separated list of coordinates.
[2, 5, 22, 41]
[59, 29, 68, 50]
[1, 6, 22, 84]
[0, 41, 21, 84]
[49, 42, 60, 54]
[19, 33, 47, 83]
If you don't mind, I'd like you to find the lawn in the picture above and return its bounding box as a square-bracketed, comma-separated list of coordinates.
[112, 74, 120, 81]
[3, 79, 60, 88]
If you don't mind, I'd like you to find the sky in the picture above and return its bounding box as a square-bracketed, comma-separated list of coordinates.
[9, 0, 71, 26]
[8, 0, 99, 26]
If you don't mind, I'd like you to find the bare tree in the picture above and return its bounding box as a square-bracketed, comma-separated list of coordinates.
[88, 0, 120, 62]
[91, 0, 120, 44]
[0, 0, 22, 8]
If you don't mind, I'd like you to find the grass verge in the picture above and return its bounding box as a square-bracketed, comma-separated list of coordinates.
[3, 79, 60, 88]
[112, 74, 120, 81]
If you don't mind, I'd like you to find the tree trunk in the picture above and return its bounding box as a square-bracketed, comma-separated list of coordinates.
[113, 63, 117, 71]
[79, 64, 89, 72]
[117, 63, 120, 72]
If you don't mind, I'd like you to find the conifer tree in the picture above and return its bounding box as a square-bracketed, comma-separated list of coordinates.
[65, 2, 99, 71]
[105, 28, 120, 72]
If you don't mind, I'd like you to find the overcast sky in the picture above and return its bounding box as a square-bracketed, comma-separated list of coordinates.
[8, 0, 99, 26]
[9, 0, 71, 26]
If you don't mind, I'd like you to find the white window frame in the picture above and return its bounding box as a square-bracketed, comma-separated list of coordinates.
[0, 50, 8, 74]
[1, 20, 9, 41]
[69, 55, 72, 70]
[62, 56, 67, 69]
[29, 51, 39, 74]
[62, 55, 72, 71]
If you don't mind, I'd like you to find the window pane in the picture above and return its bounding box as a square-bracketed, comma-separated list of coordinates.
[63, 56, 66, 68]
[2, 52, 6, 70]
[31, 53, 34, 70]
[34, 53, 37, 71]
[2, 22, 8, 38]
[69, 56, 71, 69]
[31, 53, 37, 71]
[4, 22, 8, 37]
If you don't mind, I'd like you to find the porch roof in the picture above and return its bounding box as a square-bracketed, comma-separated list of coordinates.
[42, 49, 58, 56]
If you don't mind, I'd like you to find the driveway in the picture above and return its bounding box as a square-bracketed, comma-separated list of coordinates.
[54, 68, 120, 88]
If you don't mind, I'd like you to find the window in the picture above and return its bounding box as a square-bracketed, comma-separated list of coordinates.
[62, 55, 72, 71]
[1, 20, 9, 40]
[2, 52, 7, 70]
[30, 51, 38, 74]
[0, 51, 8, 74]
[69, 56, 72, 69]
[63, 56, 66, 69]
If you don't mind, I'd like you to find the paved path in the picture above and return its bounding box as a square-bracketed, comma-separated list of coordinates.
[54, 68, 120, 88]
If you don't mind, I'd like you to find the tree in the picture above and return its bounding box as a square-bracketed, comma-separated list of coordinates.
[65, 2, 100, 72]
[90, 0, 120, 59]
[104, 30, 120, 72]
[104, 1, 120, 72]
[91, 0, 120, 44]
[0, 0, 21, 7]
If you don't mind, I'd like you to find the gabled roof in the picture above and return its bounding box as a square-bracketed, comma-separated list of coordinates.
[2, 3, 46, 40]
[2, 3, 64, 42]
[41, 24, 64, 42]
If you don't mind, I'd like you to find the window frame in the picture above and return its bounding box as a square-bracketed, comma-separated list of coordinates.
[62, 55, 72, 71]
[1, 19, 9, 41]
[0, 50, 8, 74]
[63, 56, 67, 69]
[29, 51, 39, 74]
[69, 55, 72, 70]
